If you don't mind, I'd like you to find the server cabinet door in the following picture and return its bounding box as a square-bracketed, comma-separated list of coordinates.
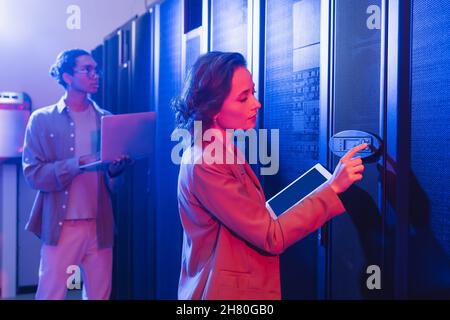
[108, 14, 155, 299]
[111, 20, 134, 299]
[326, 0, 389, 299]
[90, 45, 104, 106]
[211, 0, 248, 57]
[130, 12, 156, 299]
[154, 0, 184, 299]
[264, 0, 322, 299]
[103, 34, 119, 114]
[182, 0, 208, 78]
[408, 0, 450, 299]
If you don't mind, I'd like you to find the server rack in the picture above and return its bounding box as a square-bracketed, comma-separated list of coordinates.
[154, 0, 184, 299]
[101, 13, 156, 299]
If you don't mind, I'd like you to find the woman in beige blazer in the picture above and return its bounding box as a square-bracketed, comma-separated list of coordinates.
[172, 52, 366, 300]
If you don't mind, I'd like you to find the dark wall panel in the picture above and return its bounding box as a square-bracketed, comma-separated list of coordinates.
[409, 0, 450, 299]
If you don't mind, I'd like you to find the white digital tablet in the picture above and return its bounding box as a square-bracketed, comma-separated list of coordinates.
[266, 163, 332, 218]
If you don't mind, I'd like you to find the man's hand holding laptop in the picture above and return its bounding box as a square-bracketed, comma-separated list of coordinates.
[107, 154, 133, 177]
[79, 153, 133, 177]
[79, 153, 99, 167]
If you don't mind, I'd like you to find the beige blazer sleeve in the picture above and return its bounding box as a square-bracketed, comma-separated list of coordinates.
[189, 162, 346, 255]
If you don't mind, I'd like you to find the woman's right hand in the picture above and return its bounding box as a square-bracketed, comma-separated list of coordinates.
[328, 143, 367, 194]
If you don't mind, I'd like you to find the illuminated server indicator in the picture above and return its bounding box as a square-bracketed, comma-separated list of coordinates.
[329, 130, 382, 162]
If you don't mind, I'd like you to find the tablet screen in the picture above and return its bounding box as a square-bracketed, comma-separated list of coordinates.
[267, 167, 328, 216]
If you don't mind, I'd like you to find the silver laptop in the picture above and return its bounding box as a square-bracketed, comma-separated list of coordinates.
[80, 111, 156, 171]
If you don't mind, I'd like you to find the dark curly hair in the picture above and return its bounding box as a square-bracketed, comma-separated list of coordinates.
[49, 49, 91, 88]
[171, 51, 247, 132]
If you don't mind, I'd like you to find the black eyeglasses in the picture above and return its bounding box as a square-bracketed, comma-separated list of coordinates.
[73, 66, 103, 78]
